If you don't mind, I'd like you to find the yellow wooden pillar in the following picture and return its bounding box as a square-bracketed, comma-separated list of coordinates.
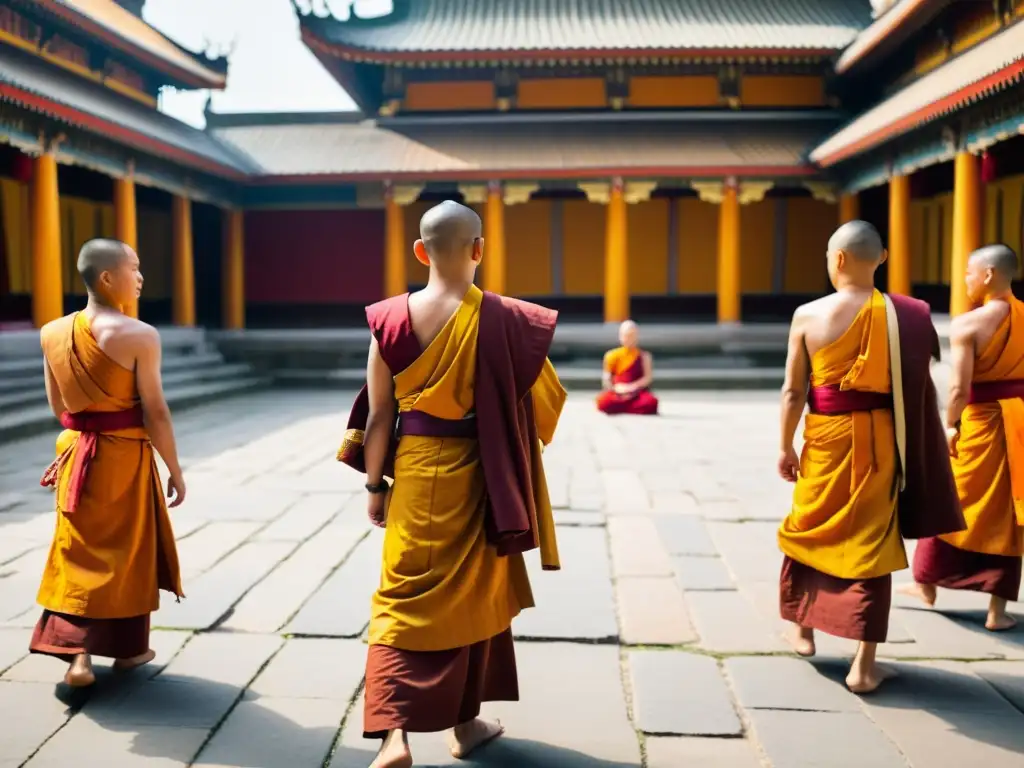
[950, 151, 982, 317]
[484, 181, 506, 294]
[31, 152, 62, 328]
[113, 175, 138, 317]
[839, 192, 860, 224]
[171, 195, 195, 326]
[384, 184, 406, 297]
[888, 174, 911, 296]
[717, 179, 741, 324]
[222, 208, 245, 330]
[604, 177, 628, 323]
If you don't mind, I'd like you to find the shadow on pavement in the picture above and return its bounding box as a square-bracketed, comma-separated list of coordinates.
[330, 737, 641, 768]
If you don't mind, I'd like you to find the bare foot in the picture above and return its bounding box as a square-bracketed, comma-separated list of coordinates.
[986, 613, 1018, 632]
[369, 730, 412, 768]
[898, 582, 937, 607]
[447, 718, 504, 759]
[788, 625, 816, 657]
[64, 654, 95, 688]
[846, 663, 895, 695]
[113, 649, 156, 672]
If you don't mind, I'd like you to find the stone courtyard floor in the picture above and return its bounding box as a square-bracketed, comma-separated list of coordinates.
[3, 390, 1024, 767]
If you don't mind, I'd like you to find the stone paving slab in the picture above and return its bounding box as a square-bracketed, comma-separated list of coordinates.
[671, 555, 735, 591]
[645, 736, 764, 768]
[24, 716, 210, 767]
[686, 591, 788, 654]
[629, 650, 742, 736]
[724, 657, 861, 713]
[747, 709, 909, 768]
[285, 528, 383, 637]
[254, 493, 349, 542]
[607, 517, 674, 578]
[247, 638, 365, 700]
[653, 515, 717, 556]
[155, 541, 297, 630]
[512, 527, 618, 642]
[0, 681, 75, 767]
[616, 576, 696, 646]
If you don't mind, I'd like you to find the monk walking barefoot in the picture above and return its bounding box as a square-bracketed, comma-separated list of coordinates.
[909, 244, 1024, 633]
[31, 239, 184, 687]
[776, 222, 963, 695]
[339, 201, 566, 766]
[596, 320, 659, 415]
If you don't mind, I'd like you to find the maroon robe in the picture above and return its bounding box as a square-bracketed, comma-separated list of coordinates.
[780, 294, 965, 642]
[912, 377, 1023, 602]
[597, 351, 659, 415]
[340, 291, 558, 737]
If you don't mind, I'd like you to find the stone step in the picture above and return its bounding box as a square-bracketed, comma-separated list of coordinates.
[273, 365, 785, 390]
[0, 360, 252, 413]
[0, 375, 272, 442]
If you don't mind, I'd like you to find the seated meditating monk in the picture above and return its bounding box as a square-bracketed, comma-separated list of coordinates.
[31, 239, 184, 687]
[596, 320, 659, 415]
[338, 201, 566, 768]
[777, 221, 963, 694]
[905, 244, 1024, 631]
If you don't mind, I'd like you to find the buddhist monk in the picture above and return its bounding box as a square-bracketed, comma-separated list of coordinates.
[596, 320, 659, 415]
[31, 238, 184, 688]
[904, 244, 1024, 630]
[347, 201, 565, 768]
[777, 221, 963, 694]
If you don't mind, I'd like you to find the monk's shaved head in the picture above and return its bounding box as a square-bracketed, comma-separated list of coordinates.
[78, 238, 131, 291]
[419, 201, 482, 260]
[828, 220, 885, 263]
[969, 243, 1018, 281]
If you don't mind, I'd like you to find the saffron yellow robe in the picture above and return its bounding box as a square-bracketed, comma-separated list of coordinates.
[778, 290, 908, 579]
[369, 285, 566, 652]
[36, 312, 182, 619]
[942, 298, 1024, 557]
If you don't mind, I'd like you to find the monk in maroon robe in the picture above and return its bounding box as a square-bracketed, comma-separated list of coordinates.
[337, 201, 565, 768]
[905, 244, 1024, 630]
[778, 221, 963, 693]
[596, 320, 659, 415]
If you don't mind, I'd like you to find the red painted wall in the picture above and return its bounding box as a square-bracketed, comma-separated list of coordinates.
[244, 209, 385, 303]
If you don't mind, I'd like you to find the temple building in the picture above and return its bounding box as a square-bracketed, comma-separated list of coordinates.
[1, 0, 1022, 329]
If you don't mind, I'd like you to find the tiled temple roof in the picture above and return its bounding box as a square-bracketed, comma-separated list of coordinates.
[210, 113, 833, 180]
[0, 45, 254, 177]
[297, 0, 873, 60]
[36, 0, 227, 88]
[812, 20, 1024, 166]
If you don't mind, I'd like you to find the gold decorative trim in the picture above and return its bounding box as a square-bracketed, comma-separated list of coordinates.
[385, 183, 424, 207]
[803, 182, 838, 204]
[458, 184, 488, 204]
[690, 181, 725, 204]
[578, 182, 611, 204]
[504, 183, 538, 206]
[624, 181, 658, 204]
[336, 428, 365, 463]
[738, 181, 773, 205]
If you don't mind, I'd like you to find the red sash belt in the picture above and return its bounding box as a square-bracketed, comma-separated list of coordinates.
[40, 406, 145, 513]
[807, 385, 892, 415]
[969, 379, 1024, 404]
[397, 410, 477, 439]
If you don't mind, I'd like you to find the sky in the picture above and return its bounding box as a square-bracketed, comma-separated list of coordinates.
[143, 0, 396, 127]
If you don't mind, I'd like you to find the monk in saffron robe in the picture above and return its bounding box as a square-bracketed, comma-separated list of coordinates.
[348, 201, 565, 768]
[596, 320, 658, 415]
[777, 221, 963, 694]
[905, 244, 1024, 631]
[31, 239, 184, 687]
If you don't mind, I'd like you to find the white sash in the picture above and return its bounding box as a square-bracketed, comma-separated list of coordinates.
[883, 294, 907, 492]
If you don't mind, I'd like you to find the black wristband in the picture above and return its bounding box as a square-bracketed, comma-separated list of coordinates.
[365, 479, 390, 494]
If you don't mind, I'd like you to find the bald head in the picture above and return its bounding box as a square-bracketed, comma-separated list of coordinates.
[969, 244, 1018, 281]
[419, 201, 482, 261]
[828, 220, 884, 264]
[619, 319, 638, 348]
[78, 238, 131, 291]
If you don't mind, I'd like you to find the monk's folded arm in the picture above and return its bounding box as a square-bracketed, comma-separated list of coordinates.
[780, 312, 810, 450]
[364, 337, 396, 484]
[136, 328, 182, 479]
[946, 320, 976, 430]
